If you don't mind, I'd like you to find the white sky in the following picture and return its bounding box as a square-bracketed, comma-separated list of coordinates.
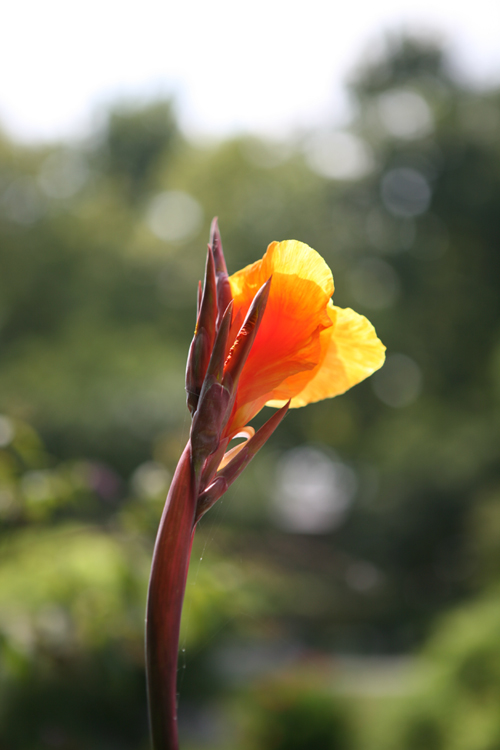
[2, 0, 500, 143]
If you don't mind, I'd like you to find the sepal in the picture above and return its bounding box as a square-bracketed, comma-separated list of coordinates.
[210, 217, 232, 327]
[190, 303, 233, 468]
[186, 247, 218, 414]
[190, 382, 231, 467]
[195, 401, 289, 522]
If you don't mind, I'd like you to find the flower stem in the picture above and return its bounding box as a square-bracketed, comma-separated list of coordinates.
[146, 442, 197, 750]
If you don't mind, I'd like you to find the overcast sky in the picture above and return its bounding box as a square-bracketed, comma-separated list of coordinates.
[2, 0, 500, 143]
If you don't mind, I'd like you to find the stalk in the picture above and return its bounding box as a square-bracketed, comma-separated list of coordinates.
[145, 442, 196, 750]
[145, 227, 277, 750]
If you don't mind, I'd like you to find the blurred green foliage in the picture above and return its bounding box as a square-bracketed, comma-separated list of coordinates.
[1, 32, 500, 749]
[247, 679, 353, 750]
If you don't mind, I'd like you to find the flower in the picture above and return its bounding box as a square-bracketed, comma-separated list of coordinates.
[147, 222, 386, 750]
[224, 239, 386, 436]
[186, 224, 385, 515]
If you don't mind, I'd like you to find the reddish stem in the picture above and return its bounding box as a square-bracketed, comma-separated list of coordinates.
[146, 442, 196, 750]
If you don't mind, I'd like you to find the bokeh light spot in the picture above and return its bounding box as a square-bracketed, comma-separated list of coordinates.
[305, 131, 374, 181]
[131, 461, 171, 499]
[348, 258, 401, 309]
[372, 353, 422, 408]
[272, 446, 357, 534]
[147, 190, 203, 243]
[0, 415, 14, 447]
[38, 150, 89, 199]
[381, 168, 431, 217]
[1, 177, 46, 224]
[378, 89, 433, 140]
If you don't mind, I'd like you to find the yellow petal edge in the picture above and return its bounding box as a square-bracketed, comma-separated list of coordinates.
[267, 305, 386, 409]
[229, 240, 334, 301]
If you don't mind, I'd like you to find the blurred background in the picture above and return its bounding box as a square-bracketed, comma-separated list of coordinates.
[1, 2, 500, 749]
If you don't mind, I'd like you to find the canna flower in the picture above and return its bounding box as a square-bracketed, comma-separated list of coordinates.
[224, 238, 386, 436]
[146, 220, 385, 750]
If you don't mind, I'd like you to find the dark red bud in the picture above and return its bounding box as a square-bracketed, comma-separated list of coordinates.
[210, 217, 232, 327]
[186, 327, 211, 415]
[190, 382, 231, 466]
[185, 247, 218, 414]
[202, 301, 233, 386]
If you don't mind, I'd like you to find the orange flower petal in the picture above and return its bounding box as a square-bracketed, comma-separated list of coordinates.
[267, 305, 386, 409]
[230, 240, 334, 312]
[226, 241, 335, 430]
[217, 426, 255, 471]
